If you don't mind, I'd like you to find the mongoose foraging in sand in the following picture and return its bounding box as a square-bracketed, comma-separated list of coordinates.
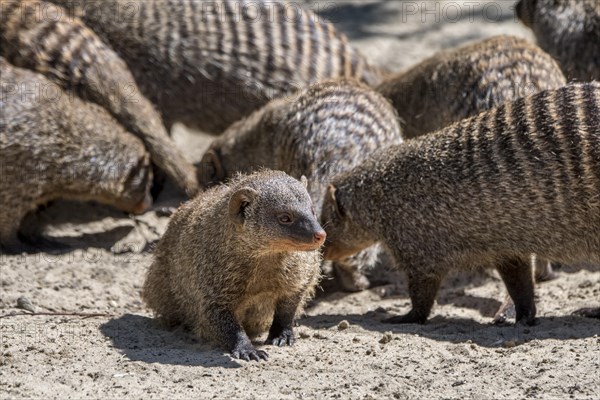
[199, 80, 403, 291]
[0, 59, 153, 251]
[47, 0, 385, 134]
[377, 35, 567, 139]
[142, 170, 326, 361]
[1, 0, 198, 195]
[517, 0, 599, 82]
[321, 82, 600, 324]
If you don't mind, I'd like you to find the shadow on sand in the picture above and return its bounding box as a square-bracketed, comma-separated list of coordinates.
[300, 311, 599, 348]
[99, 314, 246, 368]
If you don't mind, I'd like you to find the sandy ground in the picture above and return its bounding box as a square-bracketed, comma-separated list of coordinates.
[1, 1, 599, 399]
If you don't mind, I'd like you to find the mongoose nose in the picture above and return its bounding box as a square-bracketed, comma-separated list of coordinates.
[314, 231, 327, 245]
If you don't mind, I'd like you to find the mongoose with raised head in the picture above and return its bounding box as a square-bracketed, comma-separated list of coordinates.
[1, 0, 198, 195]
[142, 170, 326, 361]
[47, 0, 385, 134]
[0, 59, 153, 251]
[377, 35, 567, 139]
[517, 0, 599, 81]
[199, 80, 403, 292]
[321, 82, 600, 324]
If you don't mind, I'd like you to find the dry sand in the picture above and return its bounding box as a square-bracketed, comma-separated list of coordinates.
[1, 1, 599, 399]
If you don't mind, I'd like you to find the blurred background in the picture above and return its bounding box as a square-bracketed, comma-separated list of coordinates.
[175, 0, 532, 162]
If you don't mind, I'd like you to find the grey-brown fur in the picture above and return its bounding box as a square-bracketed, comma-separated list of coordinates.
[377, 35, 567, 139]
[199, 80, 403, 291]
[517, 0, 600, 82]
[0, 59, 153, 251]
[47, 0, 385, 134]
[142, 170, 326, 361]
[1, 0, 198, 195]
[321, 82, 600, 324]
[379, 35, 567, 292]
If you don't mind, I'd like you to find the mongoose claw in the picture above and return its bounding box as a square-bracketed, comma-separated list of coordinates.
[572, 307, 600, 319]
[492, 312, 508, 325]
[515, 306, 537, 326]
[492, 297, 515, 325]
[231, 345, 269, 362]
[265, 329, 295, 347]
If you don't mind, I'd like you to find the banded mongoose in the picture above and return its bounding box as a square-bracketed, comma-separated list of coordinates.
[377, 35, 567, 139]
[142, 170, 326, 361]
[1, 0, 198, 195]
[47, 0, 385, 134]
[0, 59, 153, 251]
[199, 80, 403, 291]
[320, 82, 600, 324]
[517, 0, 600, 82]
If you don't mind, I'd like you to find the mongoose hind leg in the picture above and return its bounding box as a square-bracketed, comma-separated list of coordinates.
[573, 308, 600, 319]
[142, 262, 183, 328]
[383, 269, 443, 324]
[534, 257, 559, 282]
[494, 256, 555, 324]
[265, 294, 304, 347]
[205, 307, 268, 362]
[496, 257, 536, 325]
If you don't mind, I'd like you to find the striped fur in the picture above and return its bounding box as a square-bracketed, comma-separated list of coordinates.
[47, 0, 385, 133]
[200, 80, 403, 291]
[377, 35, 567, 139]
[517, 0, 599, 82]
[321, 82, 600, 323]
[0, 0, 199, 195]
[200, 80, 402, 207]
[0, 59, 152, 252]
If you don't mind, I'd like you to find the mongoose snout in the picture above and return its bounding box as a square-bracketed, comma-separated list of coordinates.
[277, 214, 327, 251]
[122, 154, 154, 215]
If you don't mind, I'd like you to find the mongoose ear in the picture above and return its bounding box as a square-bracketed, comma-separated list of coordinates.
[327, 185, 344, 217]
[229, 187, 258, 225]
[300, 175, 308, 188]
[202, 149, 225, 181]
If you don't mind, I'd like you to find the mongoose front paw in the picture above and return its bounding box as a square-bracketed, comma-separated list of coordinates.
[383, 312, 426, 324]
[515, 307, 536, 326]
[265, 328, 295, 346]
[492, 298, 515, 325]
[231, 344, 269, 362]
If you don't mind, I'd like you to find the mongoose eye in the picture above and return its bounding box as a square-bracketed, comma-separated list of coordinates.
[278, 213, 294, 224]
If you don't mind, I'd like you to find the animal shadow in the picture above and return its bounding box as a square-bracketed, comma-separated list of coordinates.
[300, 312, 599, 348]
[99, 314, 242, 368]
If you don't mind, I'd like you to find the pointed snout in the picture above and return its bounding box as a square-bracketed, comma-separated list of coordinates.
[313, 230, 327, 246]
